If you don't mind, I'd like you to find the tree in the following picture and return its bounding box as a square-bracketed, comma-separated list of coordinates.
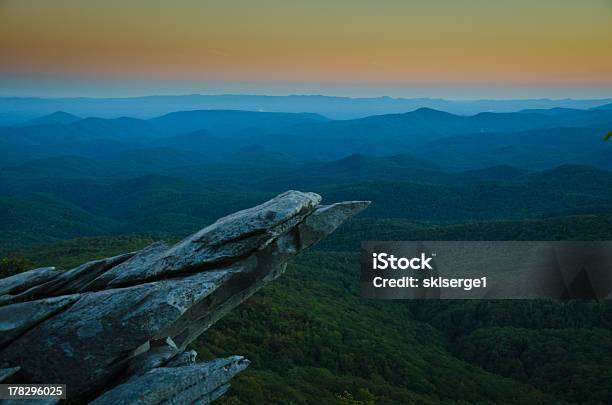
[0, 256, 35, 278]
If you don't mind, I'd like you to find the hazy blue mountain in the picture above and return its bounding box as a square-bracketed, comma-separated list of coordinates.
[416, 126, 612, 170]
[148, 109, 328, 136]
[22, 111, 81, 126]
[0, 117, 161, 165]
[0, 136, 136, 167]
[2, 106, 611, 170]
[519, 107, 612, 127]
[594, 102, 612, 110]
[289, 108, 553, 139]
[0, 141, 58, 166]
[2, 95, 612, 123]
[0, 123, 80, 145]
[113, 147, 207, 170]
[70, 116, 160, 139]
[519, 107, 585, 115]
[234, 108, 612, 161]
[226, 144, 292, 162]
[0, 117, 158, 146]
[150, 129, 230, 157]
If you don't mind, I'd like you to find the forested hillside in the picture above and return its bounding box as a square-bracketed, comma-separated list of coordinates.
[9, 232, 611, 404]
[1, 105, 611, 404]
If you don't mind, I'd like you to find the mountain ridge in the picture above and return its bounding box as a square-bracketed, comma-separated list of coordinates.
[2, 94, 611, 123]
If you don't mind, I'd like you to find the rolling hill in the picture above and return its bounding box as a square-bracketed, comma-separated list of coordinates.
[2, 156, 612, 253]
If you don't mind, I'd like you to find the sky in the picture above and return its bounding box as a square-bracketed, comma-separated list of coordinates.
[1, 0, 611, 99]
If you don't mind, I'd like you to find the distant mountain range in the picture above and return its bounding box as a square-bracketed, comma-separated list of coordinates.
[21, 111, 81, 126]
[1, 105, 610, 169]
[1, 94, 611, 123]
[1, 102, 611, 251]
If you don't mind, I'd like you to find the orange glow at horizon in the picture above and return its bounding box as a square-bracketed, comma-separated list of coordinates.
[1, 0, 611, 92]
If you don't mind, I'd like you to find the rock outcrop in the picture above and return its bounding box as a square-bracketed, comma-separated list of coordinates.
[0, 191, 369, 404]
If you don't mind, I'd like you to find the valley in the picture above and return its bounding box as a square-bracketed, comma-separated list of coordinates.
[1, 103, 611, 404]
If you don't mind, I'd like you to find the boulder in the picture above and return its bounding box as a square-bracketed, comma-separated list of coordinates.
[0, 191, 368, 403]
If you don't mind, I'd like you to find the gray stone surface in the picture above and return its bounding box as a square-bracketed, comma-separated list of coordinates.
[0, 294, 80, 348]
[90, 356, 250, 405]
[0, 191, 368, 403]
[0, 366, 20, 382]
[0, 267, 59, 298]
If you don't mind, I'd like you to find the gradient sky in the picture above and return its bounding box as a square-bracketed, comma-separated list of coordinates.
[1, 0, 611, 98]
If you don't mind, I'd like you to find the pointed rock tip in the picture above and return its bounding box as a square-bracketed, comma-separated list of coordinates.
[297, 200, 370, 249]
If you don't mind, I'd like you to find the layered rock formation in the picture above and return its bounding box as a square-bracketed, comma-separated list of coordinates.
[0, 191, 369, 404]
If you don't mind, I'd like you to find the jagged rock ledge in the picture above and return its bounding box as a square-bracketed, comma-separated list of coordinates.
[0, 191, 369, 404]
